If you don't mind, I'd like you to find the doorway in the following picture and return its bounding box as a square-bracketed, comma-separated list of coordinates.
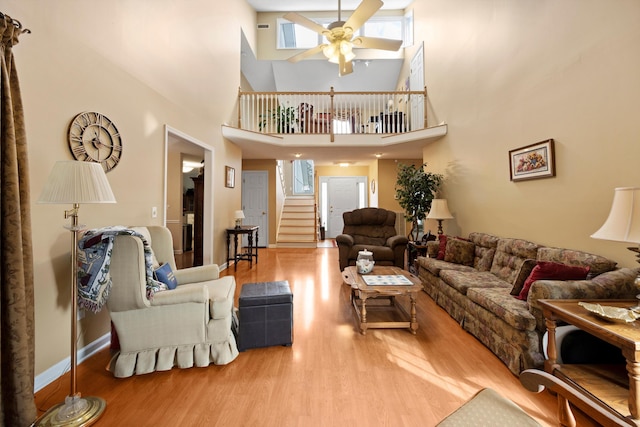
[319, 176, 368, 238]
[164, 125, 214, 265]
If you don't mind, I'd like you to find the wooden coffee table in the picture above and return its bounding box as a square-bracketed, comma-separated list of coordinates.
[342, 266, 423, 335]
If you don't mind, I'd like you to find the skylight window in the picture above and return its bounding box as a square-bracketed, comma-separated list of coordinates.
[276, 16, 405, 50]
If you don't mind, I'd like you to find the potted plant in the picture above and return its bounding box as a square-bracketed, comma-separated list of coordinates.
[395, 162, 443, 241]
[259, 105, 298, 134]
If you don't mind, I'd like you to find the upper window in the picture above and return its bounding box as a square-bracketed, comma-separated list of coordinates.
[277, 16, 405, 50]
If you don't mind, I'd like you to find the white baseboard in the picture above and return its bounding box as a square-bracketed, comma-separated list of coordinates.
[34, 333, 111, 393]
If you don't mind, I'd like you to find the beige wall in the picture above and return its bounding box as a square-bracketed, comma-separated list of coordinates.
[399, 0, 640, 268]
[6, 0, 256, 377]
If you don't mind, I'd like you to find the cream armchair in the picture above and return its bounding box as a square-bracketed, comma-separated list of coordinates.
[107, 226, 238, 377]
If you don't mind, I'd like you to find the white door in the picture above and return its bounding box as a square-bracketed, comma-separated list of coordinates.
[242, 171, 268, 247]
[325, 176, 366, 238]
[410, 43, 425, 131]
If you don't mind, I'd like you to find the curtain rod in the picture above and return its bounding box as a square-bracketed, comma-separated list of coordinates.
[1, 12, 31, 34]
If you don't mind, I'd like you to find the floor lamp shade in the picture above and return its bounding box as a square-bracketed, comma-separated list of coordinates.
[35, 160, 114, 426]
[38, 161, 116, 204]
[591, 187, 640, 244]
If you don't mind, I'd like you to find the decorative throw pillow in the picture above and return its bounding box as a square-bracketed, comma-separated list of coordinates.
[510, 259, 537, 296]
[154, 263, 177, 290]
[444, 238, 475, 266]
[437, 235, 448, 260]
[516, 261, 590, 301]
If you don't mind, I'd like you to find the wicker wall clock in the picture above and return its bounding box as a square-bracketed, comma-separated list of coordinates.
[68, 111, 122, 172]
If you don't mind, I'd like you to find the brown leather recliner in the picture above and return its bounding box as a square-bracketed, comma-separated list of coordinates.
[336, 208, 408, 271]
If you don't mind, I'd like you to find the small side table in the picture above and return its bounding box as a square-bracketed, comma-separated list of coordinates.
[406, 241, 429, 274]
[226, 226, 259, 271]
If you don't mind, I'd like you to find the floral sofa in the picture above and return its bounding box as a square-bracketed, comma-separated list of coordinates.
[417, 232, 639, 375]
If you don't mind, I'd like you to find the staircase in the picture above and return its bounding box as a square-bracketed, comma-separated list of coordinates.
[276, 196, 318, 248]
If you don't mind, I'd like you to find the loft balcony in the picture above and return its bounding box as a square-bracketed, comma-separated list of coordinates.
[222, 88, 447, 163]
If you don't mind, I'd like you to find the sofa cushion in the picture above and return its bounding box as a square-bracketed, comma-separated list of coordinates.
[490, 238, 540, 283]
[444, 238, 475, 266]
[510, 259, 537, 296]
[467, 287, 537, 331]
[517, 261, 590, 301]
[440, 270, 512, 295]
[468, 233, 500, 271]
[537, 247, 617, 276]
[418, 257, 476, 277]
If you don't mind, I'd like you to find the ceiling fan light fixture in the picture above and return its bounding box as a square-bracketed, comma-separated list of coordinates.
[339, 40, 353, 56]
[343, 51, 356, 62]
[323, 43, 337, 60]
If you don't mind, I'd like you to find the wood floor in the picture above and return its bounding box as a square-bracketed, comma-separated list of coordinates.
[35, 246, 598, 426]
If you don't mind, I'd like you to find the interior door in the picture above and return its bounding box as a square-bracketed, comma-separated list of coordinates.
[241, 171, 269, 247]
[326, 177, 364, 238]
[410, 43, 425, 131]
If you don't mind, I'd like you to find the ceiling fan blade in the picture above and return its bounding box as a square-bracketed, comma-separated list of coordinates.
[283, 12, 329, 35]
[343, 0, 383, 32]
[338, 54, 353, 77]
[287, 44, 326, 63]
[352, 36, 402, 51]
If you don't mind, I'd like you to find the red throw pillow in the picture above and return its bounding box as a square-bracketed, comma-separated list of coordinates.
[516, 261, 590, 301]
[437, 234, 448, 260]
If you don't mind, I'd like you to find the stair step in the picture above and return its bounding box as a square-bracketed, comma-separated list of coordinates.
[278, 235, 315, 240]
[276, 241, 318, 248]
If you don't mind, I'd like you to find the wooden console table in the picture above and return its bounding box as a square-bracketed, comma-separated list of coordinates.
[226, 226, 259, 271]
[540, 299, 640, 426]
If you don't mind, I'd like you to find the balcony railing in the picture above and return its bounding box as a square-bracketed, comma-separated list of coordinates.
[237, 87, 428, 142]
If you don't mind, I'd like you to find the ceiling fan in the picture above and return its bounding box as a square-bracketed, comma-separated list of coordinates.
[283, 0, 403, 76]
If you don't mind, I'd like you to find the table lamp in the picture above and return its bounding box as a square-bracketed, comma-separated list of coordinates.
[35, 161, 115, 426]
[591, 187, 640, 294]
[234, 210, 245, 228]
[427, 199, 454, 235]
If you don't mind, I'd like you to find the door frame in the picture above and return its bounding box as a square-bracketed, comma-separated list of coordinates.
[164, 125, 214, 264]
[319, 175, 368, 238]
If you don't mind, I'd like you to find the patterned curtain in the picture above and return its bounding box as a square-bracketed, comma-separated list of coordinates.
[0, 13, 37, 426]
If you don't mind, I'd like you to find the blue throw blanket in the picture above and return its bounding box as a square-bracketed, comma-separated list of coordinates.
[77, 226, 164, 313]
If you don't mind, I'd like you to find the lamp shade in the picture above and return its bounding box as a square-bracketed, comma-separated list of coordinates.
[234, 210, 245, 220]
[427, 199, 454, 220]
[38, 161, 116, 204]
[591, 187, 640, 243]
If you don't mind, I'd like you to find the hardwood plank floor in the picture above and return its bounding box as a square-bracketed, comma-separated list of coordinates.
[35, 247, 598, 426]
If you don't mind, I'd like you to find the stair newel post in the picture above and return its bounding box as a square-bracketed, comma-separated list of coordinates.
[330, 86, 335, 142]
[423, 86, 428, 129]
[237, 87, 242, 130]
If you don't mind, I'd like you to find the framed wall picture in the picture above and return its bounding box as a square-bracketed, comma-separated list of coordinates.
[225, 166, 235, 188]
[509, 139, 556, 182]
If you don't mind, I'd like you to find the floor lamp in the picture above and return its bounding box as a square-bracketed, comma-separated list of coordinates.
[36, 161, 115, 426]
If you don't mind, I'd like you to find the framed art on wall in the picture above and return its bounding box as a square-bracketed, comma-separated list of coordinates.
[509, 139, 556, 182]
[225, 166, 235, 188]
